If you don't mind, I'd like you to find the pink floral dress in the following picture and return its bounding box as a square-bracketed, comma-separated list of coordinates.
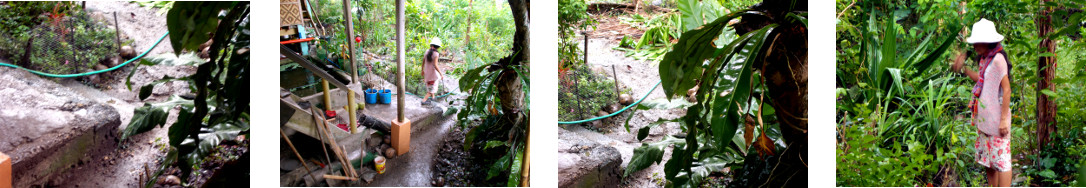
[972, 53, 1011, 172]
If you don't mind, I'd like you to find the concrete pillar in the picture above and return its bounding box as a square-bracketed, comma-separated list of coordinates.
[391, 119, 411, 155]
[1, 152, 10, 188]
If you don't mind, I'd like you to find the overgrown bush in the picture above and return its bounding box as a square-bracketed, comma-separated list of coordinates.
[0, 2, 114, 74]
[557, 66, 623, 122]
[313, 0, 513, 94]
[558, 0, 593, 71]
[836, 0, 1086, 186]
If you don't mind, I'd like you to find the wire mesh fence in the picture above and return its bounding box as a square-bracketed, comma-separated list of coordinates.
[1, 11, 118, 75]
[558, 66, 621, 122]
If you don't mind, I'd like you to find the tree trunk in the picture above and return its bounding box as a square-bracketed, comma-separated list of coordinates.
[466, 0, 473, 47]
[1037, 0, 1057, 149]
[493, 0, 529, 117]
[501, 0, 530, 186]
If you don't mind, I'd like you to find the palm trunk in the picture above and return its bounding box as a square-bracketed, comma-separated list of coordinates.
[1037, 0, 1057, 149]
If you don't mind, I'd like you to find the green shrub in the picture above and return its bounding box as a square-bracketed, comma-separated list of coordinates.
[557, 66, 625, 122]
[0, 3, 115, 74]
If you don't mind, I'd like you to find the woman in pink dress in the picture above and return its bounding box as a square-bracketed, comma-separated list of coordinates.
[951, 18, 1013, 187]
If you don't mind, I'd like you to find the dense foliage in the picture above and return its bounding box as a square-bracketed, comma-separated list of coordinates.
[557, 0, 594, 70]
[836, 0, 1086, 186]
[313, 0, 514, 95]
[453, 0, 530, 186]
[557, 67, 623, 122]
[0, 2, 118, 74]
[121, 2, 250, 186]
[624, 0, 807, 186]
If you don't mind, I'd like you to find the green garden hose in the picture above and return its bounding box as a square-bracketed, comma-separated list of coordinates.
[0, 32, 169, 78]
[398, 91, 454, 98]
[558, 81, 661, 124]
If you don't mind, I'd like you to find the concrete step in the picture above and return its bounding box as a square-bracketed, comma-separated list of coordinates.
[0, 68, 121, 187]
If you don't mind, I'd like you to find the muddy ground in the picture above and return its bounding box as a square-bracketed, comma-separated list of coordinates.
[558, 10, 689, 187]
[38, 2, 205, 187]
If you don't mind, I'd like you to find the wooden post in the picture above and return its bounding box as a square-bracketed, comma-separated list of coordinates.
[113, 12, 120, 52]
[611, 65, 620, 101]
[396, 0, 406, 122]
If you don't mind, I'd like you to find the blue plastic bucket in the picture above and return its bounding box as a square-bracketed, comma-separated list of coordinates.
[380, 89, 393, 104]
[379, 89, 392, 104]
[365, 89, 378, 104]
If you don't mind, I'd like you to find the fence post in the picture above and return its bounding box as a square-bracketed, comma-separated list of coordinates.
[114, 12, 120, 53]
[612, 65, 620, 102]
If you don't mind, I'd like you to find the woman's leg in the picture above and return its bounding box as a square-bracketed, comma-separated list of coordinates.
[986, 167, 997, 186]
[998, 170, 1012, 186]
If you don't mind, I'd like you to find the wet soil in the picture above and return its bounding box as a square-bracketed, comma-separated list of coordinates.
[83, 1, 174, 55]
[157, 138, 250, 188]
[429, 123, 478, 187]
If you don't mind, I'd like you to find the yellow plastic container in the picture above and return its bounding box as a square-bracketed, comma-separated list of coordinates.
[374, 156, 386, 174]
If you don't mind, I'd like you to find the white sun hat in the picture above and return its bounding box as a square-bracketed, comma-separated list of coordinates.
[966, 18, 1004, 44]
[430, 37, 443, 47]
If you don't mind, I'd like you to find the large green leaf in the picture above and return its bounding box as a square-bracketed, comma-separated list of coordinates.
[507, 146, 525, 187]
[125, 53, 204, 91]
[877, 17, 898, 92]
[168, 106, 195, 147]
[907, 24, 962, 77]
[165, 2, 235, 55]
[712, 24, 775, 153]
[487, 152, 511, 180]
[626, 136, 684, 177]
[658, 10, 754, 99]
[122, 96, 195, 141]
[123, 103, 169, 140]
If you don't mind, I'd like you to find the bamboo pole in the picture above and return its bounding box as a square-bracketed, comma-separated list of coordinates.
[521, 126, 530, 187]
[321, 79, 332, 113]
[309, 107, 334, 169]
[341, 0, 360, 134]
[323, 174, 358, 181]
[348, 90, 357, 134]
[281, 128, 317, 181]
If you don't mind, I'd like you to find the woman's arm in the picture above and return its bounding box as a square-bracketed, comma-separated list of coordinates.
[999, 68, 1012, 137]
[951, 52, 981, 82]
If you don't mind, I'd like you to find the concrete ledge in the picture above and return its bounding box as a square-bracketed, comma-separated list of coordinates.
[0, 68, 122, 187]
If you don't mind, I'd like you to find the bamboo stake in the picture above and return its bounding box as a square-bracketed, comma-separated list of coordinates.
[310, 106, 334, 168]
[611, 65, 620, 102]
[521, 125, 530, 187]
[323, 174, 358, 181]
[311, 107, 357, 179]
[324, 116, 357, 178]
[281, 128, 318, 182]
